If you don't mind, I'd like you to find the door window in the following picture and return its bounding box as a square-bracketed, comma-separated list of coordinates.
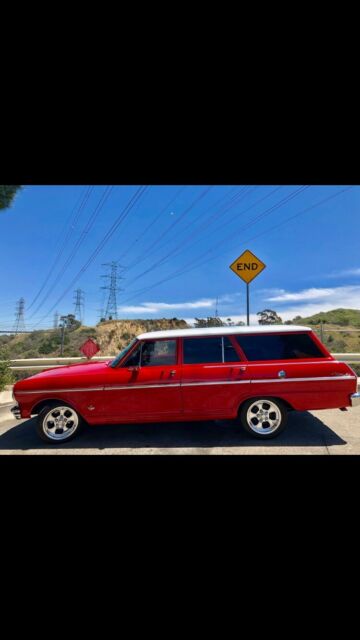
[140, 340, 177, 367]
[183, 336, 240, 364]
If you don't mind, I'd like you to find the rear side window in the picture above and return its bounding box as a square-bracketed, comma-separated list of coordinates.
[184, 337, 222, 364]
[183, 336, 240, 364]
[235, 333, 324, 361]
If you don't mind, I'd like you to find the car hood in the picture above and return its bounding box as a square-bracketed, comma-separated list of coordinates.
[14, 360, 111, 390]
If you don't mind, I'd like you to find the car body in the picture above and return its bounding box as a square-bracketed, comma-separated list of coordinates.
[11, 325, 360, 442]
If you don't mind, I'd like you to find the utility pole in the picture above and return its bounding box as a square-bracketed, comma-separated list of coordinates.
[59, 315, 69, 356]
[13, 298, 26, 335]
[101, 262, 124, 321]
[73, 289, 85, 324]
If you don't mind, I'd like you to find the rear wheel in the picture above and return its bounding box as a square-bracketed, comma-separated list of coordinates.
[239, 398, 288, 439]
[37, 403, 83, 444]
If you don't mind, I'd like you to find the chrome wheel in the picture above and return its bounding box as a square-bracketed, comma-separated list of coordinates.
[246, 400, 281, 435]
[43, 406, 79, 441]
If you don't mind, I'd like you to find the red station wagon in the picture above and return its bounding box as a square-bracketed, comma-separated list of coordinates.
[11, 325, 360, 443]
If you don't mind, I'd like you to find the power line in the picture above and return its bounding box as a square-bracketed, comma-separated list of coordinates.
[124, 186, 258, 287]
[27, 186, 93, 311]
[28, 186, 113, 320]
[118, 186, 186, 262]
[125, 186, 213, 271]
[119, 186, 351, 306]
[124, 186, 238, 270]
[29, 186, 149, 329]
[118, 186, 310, 304]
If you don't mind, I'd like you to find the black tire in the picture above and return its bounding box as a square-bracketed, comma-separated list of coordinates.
[238, 397, 288, 439]
[36, 402, 83, 444]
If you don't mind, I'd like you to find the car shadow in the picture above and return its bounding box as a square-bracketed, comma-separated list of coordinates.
[0, 411, 347, 451]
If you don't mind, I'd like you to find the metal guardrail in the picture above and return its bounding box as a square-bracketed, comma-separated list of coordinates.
[0, 353, 360, 371]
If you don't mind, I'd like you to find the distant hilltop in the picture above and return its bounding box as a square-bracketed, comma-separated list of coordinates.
[289, 308, 360, 327]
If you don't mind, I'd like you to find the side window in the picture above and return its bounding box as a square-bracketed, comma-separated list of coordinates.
[141, 340, 177, 367]
[223, 336, 240, 362]
[184, 337, 223, 364]
[235, 333, 324, 361]
[123, 342, 142, 367]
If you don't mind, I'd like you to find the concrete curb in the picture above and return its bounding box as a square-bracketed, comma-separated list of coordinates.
[0, 386, 13, 405]
[0, 404, 15, 424]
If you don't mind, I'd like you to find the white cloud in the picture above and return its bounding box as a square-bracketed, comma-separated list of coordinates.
[267, 287, 335, 302]
[263, 285, 360, 321]
[119, 298, 217, 315]
[327, 268, 360, 278]
[118, 294, 239, 316]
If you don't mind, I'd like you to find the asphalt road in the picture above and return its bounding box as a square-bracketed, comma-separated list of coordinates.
[0, 404, 359, 454]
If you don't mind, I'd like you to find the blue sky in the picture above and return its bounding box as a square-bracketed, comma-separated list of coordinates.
[0, 185, 359, 330]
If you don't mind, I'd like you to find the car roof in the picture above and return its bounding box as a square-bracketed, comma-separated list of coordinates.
[137, 325, 312, 340]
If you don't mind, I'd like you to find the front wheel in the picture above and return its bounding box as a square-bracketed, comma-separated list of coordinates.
[37, 403, 83, 444]
[239, 398, 288, 439]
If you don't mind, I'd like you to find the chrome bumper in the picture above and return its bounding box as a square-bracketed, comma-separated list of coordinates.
[11, 404, 22, 420]
[350, 393, 360, 407]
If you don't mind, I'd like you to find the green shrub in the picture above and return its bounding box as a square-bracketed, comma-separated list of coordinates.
[0, 360, 14, 391]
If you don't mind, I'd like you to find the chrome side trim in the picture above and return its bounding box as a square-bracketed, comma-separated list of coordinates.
[105, 383, 181, 390]
[16, 387, 104, 395]
[15, 375, 356, 396]
[182, 380, 250, 387]
[251, 376, 355, 384]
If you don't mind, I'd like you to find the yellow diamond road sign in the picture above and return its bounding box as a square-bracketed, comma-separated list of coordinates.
[229, 249, 266, 284]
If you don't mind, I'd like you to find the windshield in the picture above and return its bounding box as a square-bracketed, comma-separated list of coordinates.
[109, 339, 138, 368]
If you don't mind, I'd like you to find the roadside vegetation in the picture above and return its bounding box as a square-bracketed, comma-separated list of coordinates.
[0, 360, 14, 391]
[1, 309, 360, 378]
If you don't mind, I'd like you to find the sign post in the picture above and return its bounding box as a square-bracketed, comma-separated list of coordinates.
[229, 249, 266, 325]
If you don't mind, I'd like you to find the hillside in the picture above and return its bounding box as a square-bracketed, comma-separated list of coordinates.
[291, 308, 360, 328]
[0, 318, 190, 361]
[1, 309, 360, 361]
[288, 308, 360, 355]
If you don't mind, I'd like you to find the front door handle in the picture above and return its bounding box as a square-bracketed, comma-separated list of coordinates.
[170, 370, 177, 376]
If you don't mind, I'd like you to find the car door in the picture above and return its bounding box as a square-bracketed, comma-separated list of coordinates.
[102, 338, 182, 421]
[180, 335, 249, 419]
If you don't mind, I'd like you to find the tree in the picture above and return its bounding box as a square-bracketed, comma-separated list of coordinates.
[59, 314, 81, 332]
[194, 317, 225, 328]
[257, 309, 283, 325]
[0, 186, 22, 211]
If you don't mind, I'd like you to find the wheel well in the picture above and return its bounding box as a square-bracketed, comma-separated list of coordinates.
[31, 399, 77, 416]
[238, 396, 294, 415]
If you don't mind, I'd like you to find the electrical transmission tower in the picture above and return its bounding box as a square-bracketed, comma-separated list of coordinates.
[73, 289, 85, 324]
[13, 298, 26, 334]
[101, 262, 124, 321]
[53, 311, 59, 329]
